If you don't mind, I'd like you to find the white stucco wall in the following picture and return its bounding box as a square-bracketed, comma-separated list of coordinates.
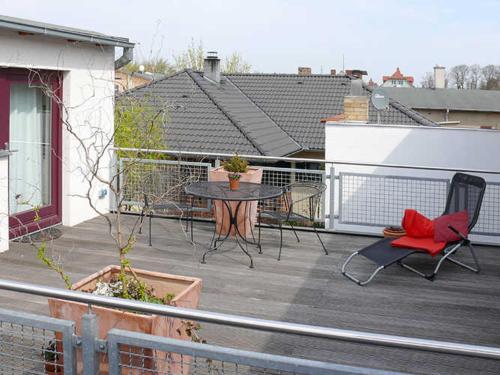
[0, 30, 115, 231]
[324, 123, 500, 245]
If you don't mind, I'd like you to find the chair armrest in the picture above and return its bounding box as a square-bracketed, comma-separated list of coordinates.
[448, 224, 467, 241]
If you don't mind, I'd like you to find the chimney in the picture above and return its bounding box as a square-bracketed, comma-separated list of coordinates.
[298, 67, 312, 76]
[330, 69, 337, 76]
[204, 51, 221, 84]
[434, 65, 446, 89]
[343, 79, 369, 122]
[345, 69, 368, 79]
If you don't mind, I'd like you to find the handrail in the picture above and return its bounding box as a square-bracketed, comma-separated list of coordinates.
[0, 278, 499, 360]
[111, 147, 500, 175]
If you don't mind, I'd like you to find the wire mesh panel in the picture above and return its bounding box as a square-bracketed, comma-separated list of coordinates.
[119, 158, 212, 213]
[0, 308, 75, 374]
[260, 167, 325, 224]
[474, 182, 500, 236]
[107, 329, 396, 375]
[339, 173, 449, 227]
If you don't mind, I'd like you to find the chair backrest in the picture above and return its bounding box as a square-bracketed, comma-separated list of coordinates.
[283, 182, 326, 221]
[443, 173, 486, 231]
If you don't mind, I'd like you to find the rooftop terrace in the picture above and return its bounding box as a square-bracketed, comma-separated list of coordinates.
[1, 215, 499, 374]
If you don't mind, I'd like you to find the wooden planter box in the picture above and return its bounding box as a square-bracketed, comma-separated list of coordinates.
[209, 167, 263, 238]
[48, 265, 202, 374]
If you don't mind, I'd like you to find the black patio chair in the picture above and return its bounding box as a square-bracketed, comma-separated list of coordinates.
[139, 193, 194, 246]
[258, 182, 329, 260]
[341, 173, 486, 286]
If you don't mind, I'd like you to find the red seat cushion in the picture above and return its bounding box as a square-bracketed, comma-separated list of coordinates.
[391, 236, 446, 257]
[401, 209, 434, 238]
[434, 210, 469, 242]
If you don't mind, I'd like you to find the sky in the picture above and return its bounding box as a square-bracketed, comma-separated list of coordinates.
[1, 0, 499, 85]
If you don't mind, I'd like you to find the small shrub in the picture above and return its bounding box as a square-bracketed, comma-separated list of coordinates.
[222, 155, 248, 180]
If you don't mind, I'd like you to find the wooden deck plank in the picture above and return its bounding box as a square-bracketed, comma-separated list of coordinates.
[0, 215, 499, 374]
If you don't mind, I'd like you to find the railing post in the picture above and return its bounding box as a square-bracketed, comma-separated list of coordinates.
[82, 310, 99, 375]
[329, 166, 335, 230]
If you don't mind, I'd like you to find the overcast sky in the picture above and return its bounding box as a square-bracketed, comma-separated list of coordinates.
[1, 0, 499, 84]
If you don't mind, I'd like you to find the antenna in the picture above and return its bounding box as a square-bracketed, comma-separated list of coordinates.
[342, 54, 345, 71]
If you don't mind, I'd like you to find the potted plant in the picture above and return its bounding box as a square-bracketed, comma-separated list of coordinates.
[223, 154, 249, 190]
[25, 91, 203, 374]
[43, 340, 62, 374]
[209, 155, 262, 237]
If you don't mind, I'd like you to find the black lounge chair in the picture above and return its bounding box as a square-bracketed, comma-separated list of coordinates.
[341, 173, 486, 286]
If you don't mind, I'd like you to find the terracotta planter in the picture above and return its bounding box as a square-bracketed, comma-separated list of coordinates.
[210, 167, 263, 238]
[48, 265, 202, 374]
[229, 177, 240, 191]
[45, 362, 63, 375]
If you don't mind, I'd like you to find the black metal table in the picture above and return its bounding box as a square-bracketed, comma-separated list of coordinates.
[185, 181, 283, 268]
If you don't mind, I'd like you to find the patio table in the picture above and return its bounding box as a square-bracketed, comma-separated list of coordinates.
[185, 181, 283, 268]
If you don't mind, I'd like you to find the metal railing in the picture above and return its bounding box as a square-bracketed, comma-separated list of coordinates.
[112, 147, 500, 242]
[0, 278, 499, 375]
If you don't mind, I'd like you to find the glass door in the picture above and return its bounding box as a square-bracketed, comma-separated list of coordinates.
[0, 69, 62, 237]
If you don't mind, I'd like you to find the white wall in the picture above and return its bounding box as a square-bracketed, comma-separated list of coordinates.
[325, 123, 500, 245]
[0, 30, 115, 230]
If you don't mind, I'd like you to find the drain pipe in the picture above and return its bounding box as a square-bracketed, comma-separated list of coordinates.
[115, 46, 134, 69]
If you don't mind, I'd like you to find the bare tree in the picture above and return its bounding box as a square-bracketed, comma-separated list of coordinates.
[222, 52, 252, 74]
[449, 64, 469, 89]
[420, 71, 435, 88]
[467, 64, 481, 89]
[481, 64, 500, 90]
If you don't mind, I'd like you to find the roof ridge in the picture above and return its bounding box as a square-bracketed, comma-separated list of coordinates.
[225, 77, 302, 152]
[185, 70, 266, 155]
[118, 69, 188, 96]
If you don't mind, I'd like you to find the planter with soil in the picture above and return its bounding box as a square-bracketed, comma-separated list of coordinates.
[48, 265, 202, 374]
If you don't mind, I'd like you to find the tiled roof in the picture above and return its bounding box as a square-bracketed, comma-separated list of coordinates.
[123, 71, 436, 156]
[127, 71, 259, 155]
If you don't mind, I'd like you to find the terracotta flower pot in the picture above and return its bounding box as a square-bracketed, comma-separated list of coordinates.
[45, 362, 63, 375]
[210, 167, 263, 238]
[48, 265, 202, 374]
[229, 176, 240, 191]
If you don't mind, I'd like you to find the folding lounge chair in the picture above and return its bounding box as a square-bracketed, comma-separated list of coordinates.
[341, 173, 486, 286]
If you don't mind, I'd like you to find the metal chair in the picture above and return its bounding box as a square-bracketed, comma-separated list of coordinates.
[138, 193, 194, 246]
[258, 182, 328, 260]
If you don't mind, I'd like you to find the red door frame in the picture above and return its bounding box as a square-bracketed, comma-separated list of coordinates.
[0, 69, 62, 238]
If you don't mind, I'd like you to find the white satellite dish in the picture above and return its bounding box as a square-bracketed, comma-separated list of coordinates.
[371, 88, 389, 110]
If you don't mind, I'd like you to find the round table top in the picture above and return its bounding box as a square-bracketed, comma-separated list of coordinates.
[185, 181, 283, 201]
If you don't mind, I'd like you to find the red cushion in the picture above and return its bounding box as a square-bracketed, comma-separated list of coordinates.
[391, 236, 446, 256]
[434, 210, 469, 242]
[401, 209, 434, 238]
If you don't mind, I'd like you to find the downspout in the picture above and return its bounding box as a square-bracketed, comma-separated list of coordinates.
[114, 46, 134, 69]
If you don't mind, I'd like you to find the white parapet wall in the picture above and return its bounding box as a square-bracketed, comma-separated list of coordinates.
[0, 29, 115, 228]
[325, 122, 500, 245]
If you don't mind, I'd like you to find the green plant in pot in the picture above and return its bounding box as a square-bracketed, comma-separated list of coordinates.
[223, 155, 248, 190]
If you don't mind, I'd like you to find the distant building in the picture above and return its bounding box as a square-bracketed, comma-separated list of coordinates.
[383, 87, 500, 129]
[381, 67, 414, 88]
[115, 70, 165, 93]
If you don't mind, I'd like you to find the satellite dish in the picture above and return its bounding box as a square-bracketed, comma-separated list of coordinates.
[371, 88, 389, 110]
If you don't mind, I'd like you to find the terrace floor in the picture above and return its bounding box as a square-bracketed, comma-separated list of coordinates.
[0, 215, 499, 374]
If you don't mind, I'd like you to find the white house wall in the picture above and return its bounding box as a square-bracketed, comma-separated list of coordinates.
[0, 30, 115, 228]
[325, 123, 500, 245]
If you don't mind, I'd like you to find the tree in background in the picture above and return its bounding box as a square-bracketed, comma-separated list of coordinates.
[449, 64, 469, 89]
[481, 65, 500, 90]
[420, 72, 435, 88]
[124, 39, 252, 75]
[467, 64, 481, 89]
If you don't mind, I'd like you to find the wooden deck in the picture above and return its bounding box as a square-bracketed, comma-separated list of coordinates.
[0, 215, 499, 374]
